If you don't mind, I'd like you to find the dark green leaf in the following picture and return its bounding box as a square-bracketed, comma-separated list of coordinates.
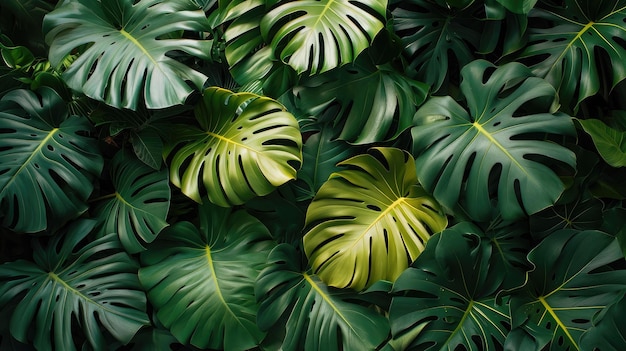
[139, 204, 273, 350]
[580, 293, 626, 351]
[578, 117, 626, 167]
[0, 220, 149, 351]
[131, 128, 163, 170]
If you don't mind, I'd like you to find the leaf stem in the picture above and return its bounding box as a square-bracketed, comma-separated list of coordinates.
[89, 193, 117, 203]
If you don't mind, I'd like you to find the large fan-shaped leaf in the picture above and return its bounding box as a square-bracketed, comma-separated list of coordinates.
[411, 60, 576, 221]
[389, 223, 512, 350]
[294, 57, 428, 144]
[167, 87, 302, 207]
[519, 0, 626, 111]
[256, 244, 390, 351]
[42, 0, 212, 110]
[139, 203, 274, 350]
[260, 0, 387, 74]
[0, 88, 103, 233]
[303, 147, 448, 290]
[508, 229, 626, 350]
[392, 0, 482, 92]
[93, 151, 170, 254]
[0, 220, 149, 351]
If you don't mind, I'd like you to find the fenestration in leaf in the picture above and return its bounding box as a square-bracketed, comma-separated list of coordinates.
[42, 0, 212, 109]
[412, 59, 576, 221]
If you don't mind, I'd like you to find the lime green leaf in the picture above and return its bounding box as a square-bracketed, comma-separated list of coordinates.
[392, 0, 482, 92]
[256, 244, 390, 351]
[168, 87, 302, 206]
[578, 118, 626, 167]
[0, 44, 34, 69]
[509, 229, 626, 350]
[0, 220, 149, 351]
[93, 151, 170, 254]
[390, 223, 511, 350]
[43, 0, 212, 109]
[0, 88, 103, 233]
[260, 0, 387, 74]
[139, 204, 273, 350]
[303, 147, 448, 290]
[412, 60, 576, 221]
[294, 57, 429, 144]
[520, 0, 626, 111]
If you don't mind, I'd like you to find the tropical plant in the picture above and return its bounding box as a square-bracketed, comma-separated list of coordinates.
[1, 0, 626, 350]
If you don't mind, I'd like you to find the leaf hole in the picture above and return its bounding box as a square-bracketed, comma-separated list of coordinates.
[367, 204, 381, 212]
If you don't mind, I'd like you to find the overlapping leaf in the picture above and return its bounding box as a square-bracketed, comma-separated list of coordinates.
[412, 60, 576, 221]
[256, 244, 390, 351]
[93, 151, 170, 254]
[509, 229, 626, 350]
[519, 0, 626, 111]
[392, 0, 482, 92]
[260, 0, 387, 74]
[389, 223, 511, 350]
[303, 147, 448, 290]
[168, 87, 302, 207]
[43, 0, 212, 109]
[139, 204, 273, 350]
[0, 220, 149, 351]
[0, 88, 102, 232]
[294, 58, 428, 144]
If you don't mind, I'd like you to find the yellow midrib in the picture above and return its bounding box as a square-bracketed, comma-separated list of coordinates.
[347, 197, 407, 252]
[48, 271, 118, 315]
[472, 122, 528, 175]
[314, 0, 336, 28]
[206, 131, 259, 154]
[547, 21, 594, 76]
[303, 273, 357, 334]
[205, 245, 238, 319]
[538, 296, 579, 350]
[0, 128, 58, 196]
[120, 29, 158, 66]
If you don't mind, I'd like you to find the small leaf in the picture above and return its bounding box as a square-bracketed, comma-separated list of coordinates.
[304, 147, 448, 290]
[93, 150, 170, 254]
[139, 203, 273, 350]
[0, 220, 149, 351]
[131, 128, 163, 170]
[578, 118, 626, 167]
[256, 244, 390, 351]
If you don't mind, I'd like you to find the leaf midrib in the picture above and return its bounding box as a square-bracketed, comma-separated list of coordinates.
[303, 272, 357, 334]
[472, 122, 528, 175]
[347, 197, 407, 252]
[538, 296, 579, 350]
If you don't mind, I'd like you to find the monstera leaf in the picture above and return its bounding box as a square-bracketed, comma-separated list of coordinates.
[0, 88, 103, 233]
[0, 220, 149, 351]
[93, 151, 170, 254]
[580, 293, 626, 351]
[389, 223, 512, 350]
[42, 0, 212, 110]
[139, 203, 274, 350]
[519, 0, 626, 111]
[508, 229, 626, 350]
[392, 0, 482, 92]
[294, 57, 429, 144]
[260, 0, 387, 74]
[167, 87, 302, 207]
[303, 147, 448, 290]
[412, 60, 576, 221]
[256, 244, 390, 351]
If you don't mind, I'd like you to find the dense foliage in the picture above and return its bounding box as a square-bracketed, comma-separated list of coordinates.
[1, 0, 626, 350]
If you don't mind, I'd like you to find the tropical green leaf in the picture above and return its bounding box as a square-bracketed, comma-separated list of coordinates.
[139, 203, 273, 350]
[130, 128, 163, 170]
[389, 223, 511, 350]
[495, 0, 537, 14]
[578, 118, 626, 167]
[260, 0, 387, 74]
[391, 0, 482, 92]
[0, 88, 103, 233]
[411, 59, 576, 221]
[256, 243, 390, 351]
[295, 125, 361, 198]
[42, 0, 212, 109]
[93, 151, 170, 254]
[509, 229, 626, 351]
[0, 44, 34, 69]
[294, 57, 429, 144]
[303, 147, 448, 290]
[580, 293, 626, 351]
[0, 220, 149, 351]
[519, 0, 626, 111]
[530, 195, 604, 240]
[167, 87, 302, 207]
